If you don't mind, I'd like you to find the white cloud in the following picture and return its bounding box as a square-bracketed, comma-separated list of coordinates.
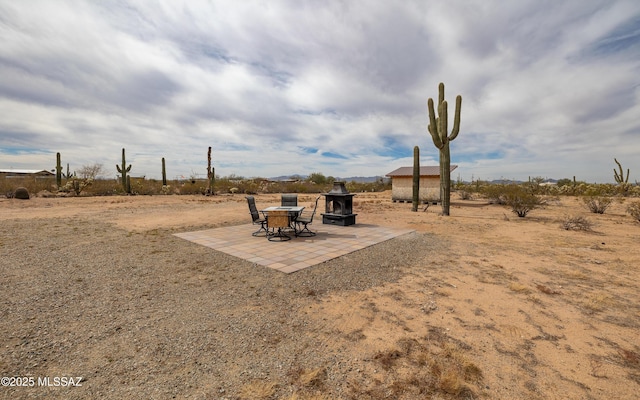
[0, 0, 639, 183]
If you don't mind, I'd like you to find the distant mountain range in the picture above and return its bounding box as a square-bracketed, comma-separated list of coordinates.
[270, 175, 387, 183]
[270, 176, 560, 184]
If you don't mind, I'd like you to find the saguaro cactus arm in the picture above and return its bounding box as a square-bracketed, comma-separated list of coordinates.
[449, 95, 462, 141]
[427, 98, 443, 149]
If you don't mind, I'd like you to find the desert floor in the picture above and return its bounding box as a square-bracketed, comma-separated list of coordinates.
[1, 191, 639, 399]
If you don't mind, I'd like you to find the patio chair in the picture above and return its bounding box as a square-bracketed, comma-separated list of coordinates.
[281, 194, 298, 207]
[266, 210, 291, 241]
[246, 196, 267, 236]
[295, 195, 321, 237]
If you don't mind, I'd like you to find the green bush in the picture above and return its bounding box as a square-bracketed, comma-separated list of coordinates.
[482, 184, 508, 204]
[502, 185, 543, 217]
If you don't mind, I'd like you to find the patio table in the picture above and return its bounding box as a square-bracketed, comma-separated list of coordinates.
[261, 206, 305, 233]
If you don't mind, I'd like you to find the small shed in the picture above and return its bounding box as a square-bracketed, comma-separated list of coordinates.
[385, 165, 458, 203]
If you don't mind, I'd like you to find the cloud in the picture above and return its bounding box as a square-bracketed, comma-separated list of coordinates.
[0, 0, 639, 183]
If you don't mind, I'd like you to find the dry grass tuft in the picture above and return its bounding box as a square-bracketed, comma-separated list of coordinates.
[239, 380, 277, 399]
[373, 348, 403, 370]
[559, 269, 590, 281]
[509, 282, 532, 293]
[298, 367, 327, 388]
[439, 367, 464, 394]
[285, 393, 332, 400]
[560, 215, 594, 231]
[368, 334, 482, 398]
[536, 284, 561, 295]
[287, 365, 328, 395]
[583, 292, 615, 312]
[617, 347, 640, 369]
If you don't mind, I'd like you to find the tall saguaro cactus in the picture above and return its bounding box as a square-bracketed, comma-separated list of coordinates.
[412, 146, 420, 212]
[614, 158, 629, 184]
[427, 82, 462, 216]
[55, 152, 63, 188]
[161, 157, 167, 186]
[116, 148, 132, 193]
[207, 146, 215, 195]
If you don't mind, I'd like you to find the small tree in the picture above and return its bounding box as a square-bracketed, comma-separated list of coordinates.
[77, 163, 106, 180]
[308, 172, 328, 185]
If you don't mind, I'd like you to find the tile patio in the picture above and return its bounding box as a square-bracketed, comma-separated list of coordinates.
[174, 223, 414, 273]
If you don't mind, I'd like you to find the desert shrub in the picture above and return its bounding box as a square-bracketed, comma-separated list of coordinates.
[560, 215, 593, 231]
[582, 196, 613, 214]
[179, 180, 208, 195]
[482, 184, 508, 204]
[458, 189, 473, 200]
[524, 176, 551, 195]
[283, 181, 311, 194]
[502, 185, 542, 217]
[84, 179, 122, 195]
[1, 176, 56, 196]
[129, 178, 164, 195]
[61, 177, 93, 195]
[627, 201, 640, 221]
[581, 184, 616, 214]
[238, 179, 260, 194]
[350, 178, 391, 193]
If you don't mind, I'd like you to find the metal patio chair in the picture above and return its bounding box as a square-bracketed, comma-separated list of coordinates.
[246, 196, 267, 236]
[281, 194, 298, 207]
[266, 210, 291, 241]
[295, 195, 321, 237]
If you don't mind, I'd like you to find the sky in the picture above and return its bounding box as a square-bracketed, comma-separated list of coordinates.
[1, 0, 639, 183]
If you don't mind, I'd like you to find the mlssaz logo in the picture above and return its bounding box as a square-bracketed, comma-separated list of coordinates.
[37, 377, 83, 387]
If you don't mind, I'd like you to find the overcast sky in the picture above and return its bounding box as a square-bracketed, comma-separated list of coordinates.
[1, 0, 639, 182]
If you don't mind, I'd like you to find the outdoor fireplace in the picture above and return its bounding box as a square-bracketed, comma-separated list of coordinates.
[322, 181, 357, 226]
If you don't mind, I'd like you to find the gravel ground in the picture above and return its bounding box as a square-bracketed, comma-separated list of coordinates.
[0, 216, 436, 399]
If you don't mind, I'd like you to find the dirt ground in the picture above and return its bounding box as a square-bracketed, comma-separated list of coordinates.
[1, 191, 639, 399]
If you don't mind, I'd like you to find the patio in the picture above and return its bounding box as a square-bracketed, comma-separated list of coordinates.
[174, 223, 414, 273]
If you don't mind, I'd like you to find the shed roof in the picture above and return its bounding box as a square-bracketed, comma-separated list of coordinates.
[385, 165, 458, 177]
[0, 169, 54, 175]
